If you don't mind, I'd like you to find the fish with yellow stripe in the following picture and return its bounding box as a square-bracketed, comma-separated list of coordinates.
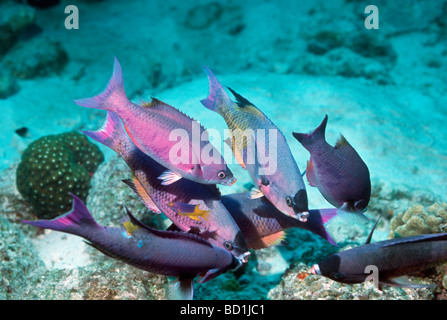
[74, 58, 236, 187]
[22, 194, 241, 300]
[221, 193, 338, 249]
[82, 111, 250, 263]
[201, 67, 309, 222]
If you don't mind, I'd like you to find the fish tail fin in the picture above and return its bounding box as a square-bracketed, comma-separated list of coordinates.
[22, 193, 101, 237]
[293, 114, 328, 148]
[166, 277, 194, 300]
[82, 111, 126, 153]
[200, 66, 231, 113]
[302, 208, 338, 246]
[74, 57, 128, 113]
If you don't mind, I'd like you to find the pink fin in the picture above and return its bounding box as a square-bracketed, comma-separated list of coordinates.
[74, 57, 128, 112]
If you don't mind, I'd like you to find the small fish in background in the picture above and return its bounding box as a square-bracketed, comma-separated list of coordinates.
[293, 115, 371, 221]
[201, 67, 309, 222]
[220, 193, 338, 249]
[311, 218, 447, 289]
[83, 111, 250, 262]
[74, 58, 236, 187]
[22, 194, 241, 300]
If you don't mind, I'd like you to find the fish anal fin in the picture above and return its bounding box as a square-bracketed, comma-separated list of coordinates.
[258, 231, 286, 249]
[336, 202, 369, 222]
[166, 277, 194, 300]
[158, 170, 182, 185]
[122, 177, 161, 214]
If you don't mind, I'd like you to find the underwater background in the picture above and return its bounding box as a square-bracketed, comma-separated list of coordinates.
[1, 0, 447, 300]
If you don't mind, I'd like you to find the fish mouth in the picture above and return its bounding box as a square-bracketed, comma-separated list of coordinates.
[224, 177, 237, 187]
[296, 211, 309, 222]
[238, 251, 251, 264]
[311, 264, 321, 275]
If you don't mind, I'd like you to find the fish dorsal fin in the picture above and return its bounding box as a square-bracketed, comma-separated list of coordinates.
[365, 215, 382, 244]
[122, 177, 161, 214]
[335, 134, 350, 149]
[141, 97, 163, 108]
[258, 231, 286, 249]
[334, 134, 359, 158]
[383, 233, 447, 248]
[226, 87, 255, 108]
[380, 276, 436, 289]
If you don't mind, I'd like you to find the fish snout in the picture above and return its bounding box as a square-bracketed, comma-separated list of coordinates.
[239, 251, 251, 263]
[224, 176, 237, 187]
[297, 211, 309, 222]
[311, 264, 321, 275]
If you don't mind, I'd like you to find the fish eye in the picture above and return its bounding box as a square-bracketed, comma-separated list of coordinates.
[333, 272, 344, 279]
[286, 197, 293, 207]
[217, 171, 226, 179]
[224, 241, 233, 251]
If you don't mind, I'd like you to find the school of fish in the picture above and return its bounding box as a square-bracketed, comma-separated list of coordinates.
[23, 58, 447, 299]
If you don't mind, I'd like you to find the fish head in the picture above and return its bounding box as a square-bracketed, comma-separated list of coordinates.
[262, 183, 309, 221]
[222, 230, 251, 263]
[201, 164, 237, 186]
[315, 253, 365, 284]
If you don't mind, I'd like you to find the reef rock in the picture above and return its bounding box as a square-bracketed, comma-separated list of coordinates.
[3, 37, 68, 79]
[0, 63, 19, 99]
[16, 131, 104, 219]
[0, 1, 35, 55]
[389, 202, 447, 238]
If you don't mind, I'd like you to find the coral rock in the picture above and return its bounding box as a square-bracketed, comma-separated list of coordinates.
[16, 131, 104, 219]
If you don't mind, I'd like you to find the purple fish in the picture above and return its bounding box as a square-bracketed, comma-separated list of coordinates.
[83, 112, 250, 262]
[221, 193, 338, 249]
[311, 220, 447, 288]
[293, 115, 371, 221]
[22, 194, 241, 300]
[74, 58, 236, 187]
[201, 67, 309, 222]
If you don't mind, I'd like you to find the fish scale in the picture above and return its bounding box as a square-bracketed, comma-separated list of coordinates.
[201, 67, 309, 220]
[83, 112, 251, 262]
[74, 58, 236, 186]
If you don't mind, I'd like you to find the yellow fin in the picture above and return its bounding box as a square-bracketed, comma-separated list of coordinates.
[123, 220, 139, 236]
[182, 204, 210, 221]
[259, 231, 286, 248]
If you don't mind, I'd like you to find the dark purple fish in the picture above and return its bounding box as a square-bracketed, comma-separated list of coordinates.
[221, 193, 338, 249]
[293, 115, 371, 221]
[311, 221, 447, 288]
[82, 112, 250, 262]
[22, 194, 241, 300]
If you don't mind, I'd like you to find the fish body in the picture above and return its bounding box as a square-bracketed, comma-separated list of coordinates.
[221, 193, 337, 249]
[74, 58, 235, 186]
[312, 232, 447, 288]
[201, 67, 308, 221]
[293, 115, 371, 221]
[23, 194, 241, 299]
[83, 112, 250, 262]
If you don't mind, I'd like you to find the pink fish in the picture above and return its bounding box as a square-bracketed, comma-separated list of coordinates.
[74, 58, 236, 187]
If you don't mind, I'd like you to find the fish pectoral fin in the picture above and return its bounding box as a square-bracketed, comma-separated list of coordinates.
[246, 187, 264, 199]
[336, 203, 370, 223]
[166, 277, 194, 300]
[380, 276, 436, 289]
[122, 177, 161, 214]
[158, 170, 182, 185]
[198, 268, 225, 284]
